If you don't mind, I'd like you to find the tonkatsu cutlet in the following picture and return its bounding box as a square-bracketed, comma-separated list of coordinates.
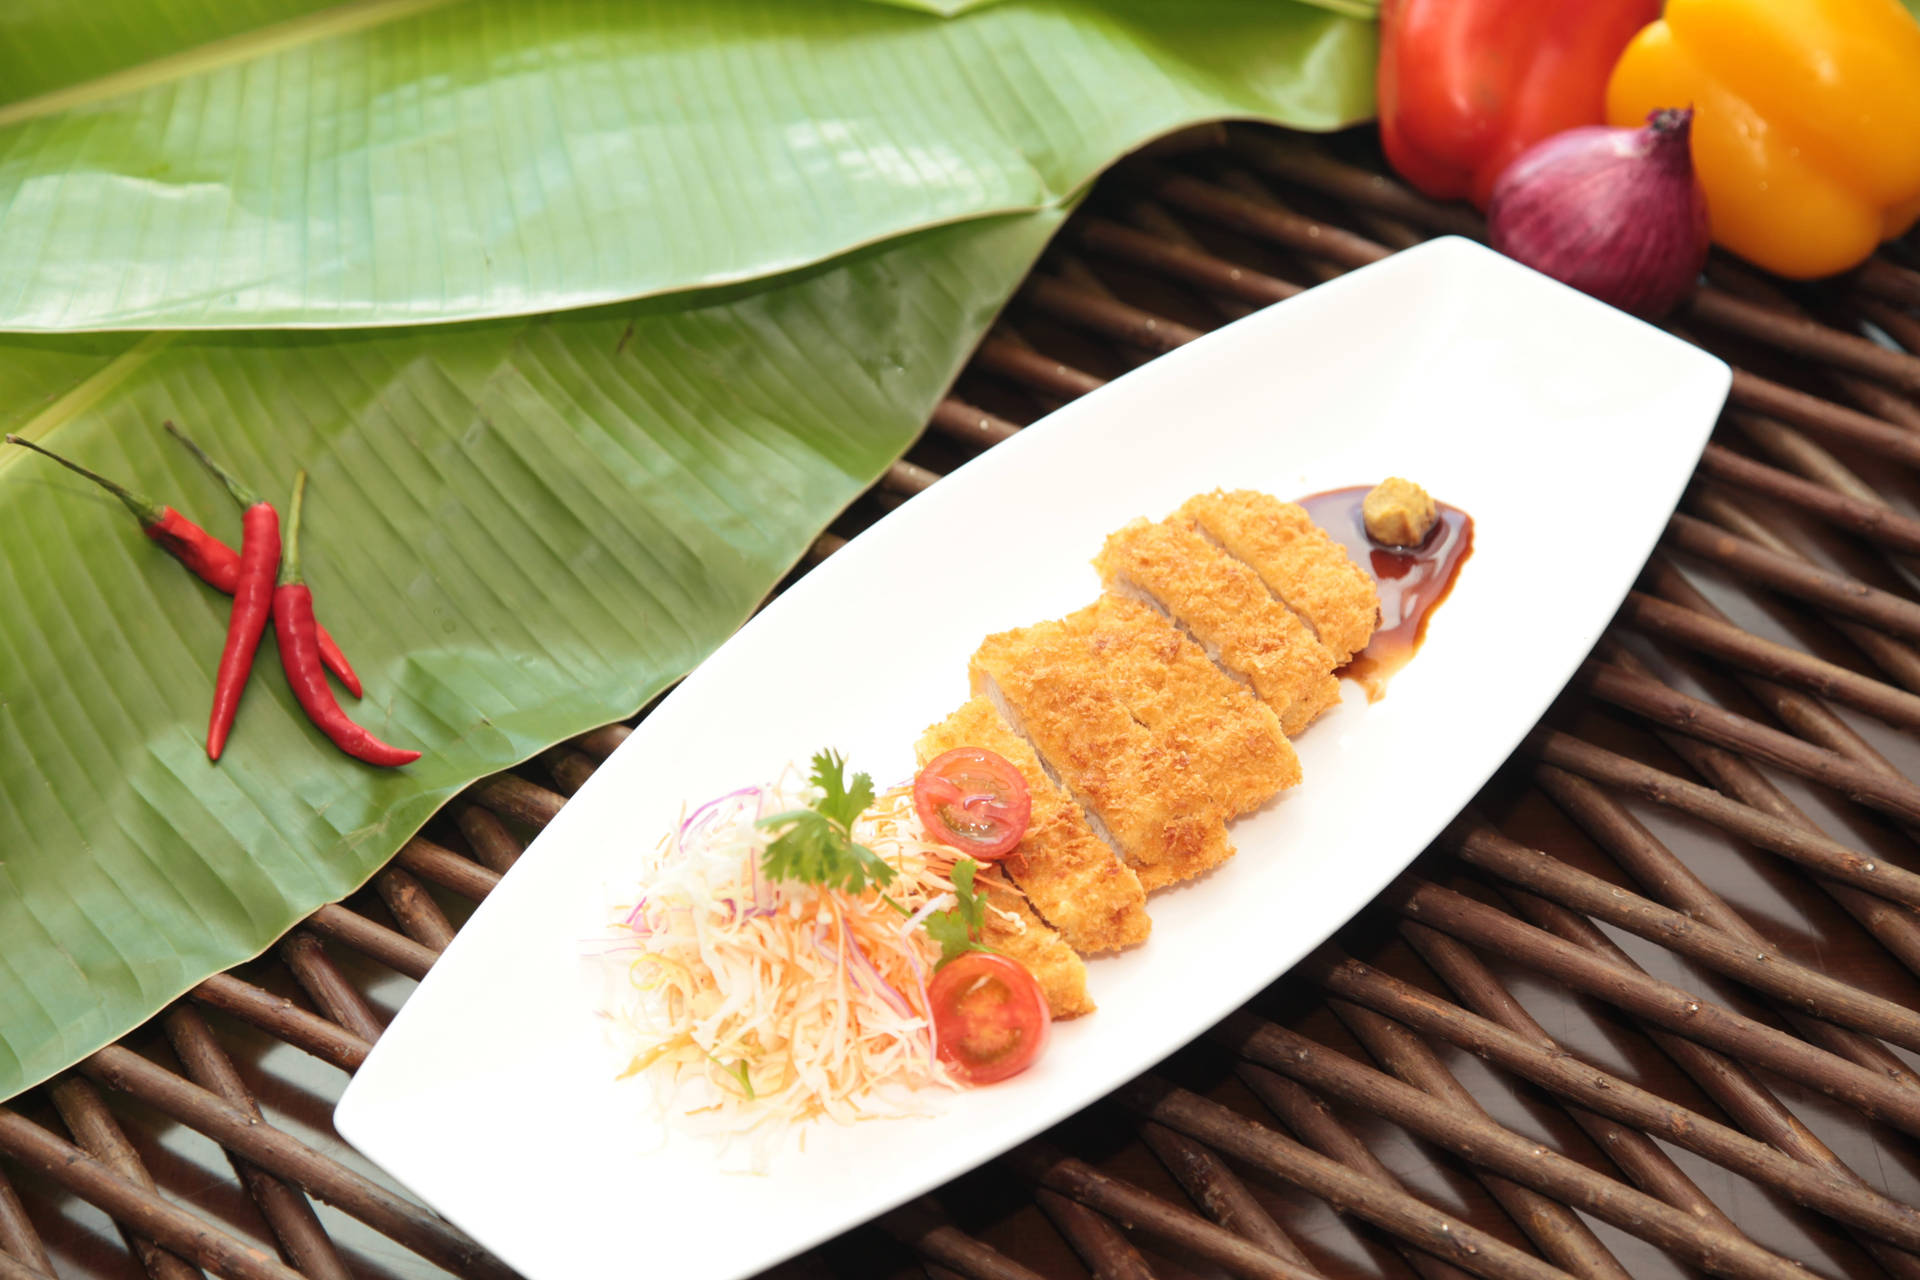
[971, 628, 1235, 892]
[917, 698, 1150, 953]
[1060, 595, 1299, 817]
[1178, 489, 1380, 664]
[1094, 519, 1341, 735]
[977, 876, 1095, 1019]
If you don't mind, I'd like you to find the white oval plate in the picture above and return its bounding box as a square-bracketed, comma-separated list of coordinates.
[337, 237, 1730, 1280]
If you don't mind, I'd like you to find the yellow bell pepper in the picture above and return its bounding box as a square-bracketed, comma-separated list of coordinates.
[1606, 0, 1920, 279]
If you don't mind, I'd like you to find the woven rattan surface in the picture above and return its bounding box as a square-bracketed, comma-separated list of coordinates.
[6, 123, 1920, 1280]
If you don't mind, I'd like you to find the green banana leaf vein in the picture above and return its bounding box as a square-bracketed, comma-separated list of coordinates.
[0, 0, 1376, 1104]
[0, 0, 1375, 330]
[0, 208, 1067, 1100]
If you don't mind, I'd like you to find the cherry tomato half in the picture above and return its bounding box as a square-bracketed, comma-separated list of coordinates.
[913, 747, 1032, 861]
[928, 952, 1051, 1085]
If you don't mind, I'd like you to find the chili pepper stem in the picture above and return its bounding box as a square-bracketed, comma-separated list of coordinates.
[280, 471, 307, 587]
[163, 420, 261, 510]
[5, 434, 168, 527]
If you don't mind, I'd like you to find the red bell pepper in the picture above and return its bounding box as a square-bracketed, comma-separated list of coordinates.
[1378, 0, 1661, 209]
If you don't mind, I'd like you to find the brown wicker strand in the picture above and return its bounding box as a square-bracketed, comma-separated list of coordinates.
[1855, 259, 1920, 307]
[1617, 589, 1920, 730]
[1119, 1077, 1573, 1280]
[1526, 730, 1919, 909]
[1386, 877, 1920, 1136]
[1729, 412, 1905, 514]
[188, 973, 370, 1073]
[1691, 289, 1920, 393]
[374, 866, 457, 951]
[159, 1005, 355, 1280]
[1031, 1186, 1160, 1280]
[1724, 370, 1920, 470]
[1226, 128, 1485, 238]
[1215, 1015, 1813, 1280]
[46, 1077, 204, 1280]
[0, 1167, 52, 1277]
[1492, 873, 1920, 1280]
[972, 335, 1107, 401]
[544, 747, 599, 796]
[79, 1046, 515, 1280]
[1641, 564, 1920, 977]
[1120, 199, 1263, 318]
[1322, 999, 1633, 1280]
[1140, 168, 1391, 272]
[1077, 217, 1300, 307]
[1664, 512, 1920, 640]
[455, 804, 526, 875]
[1395, 921, 1736, 1232]
[1582, 659, 1920, 828]
[1703, 441, 1920, 555]
[1137, 1122, 1316, 1269]
[1533, 753, 1916, 1089]
[1232, 1064, 1477, 1280]
[931, 398, 1022, 449]
[395, 836, 501, 903]
[1688, 488, 1920, 695]
[1021, 276, 1203, 355]
[873, 1198, 1049, 1280]
[1220, 130, 1920, 396]
[1005, 1143, 1321, 1280]
[278, 932, 386, 1044]
[1300, 956, 1920, 1257]
[304, 904, 437, 981]
[571, 722, 632, 758]
[468, 773, 564, 828]
[0, 1248, 54, 1280]
[1444, 821, 1920, 1052]
[0, 1107, 304, 1280]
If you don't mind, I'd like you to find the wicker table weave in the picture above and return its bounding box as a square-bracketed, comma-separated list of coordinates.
[5, 123, 1920, 1280]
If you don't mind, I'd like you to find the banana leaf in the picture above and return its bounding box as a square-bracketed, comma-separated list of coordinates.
[0, 206, 1069, 1102]
[0, 0, 1376, 330]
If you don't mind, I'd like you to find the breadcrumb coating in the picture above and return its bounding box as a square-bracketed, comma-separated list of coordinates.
[1178, 489, 1380, 663]
[917, 697, 1151, 953]
[1095, 518, 1341, 735]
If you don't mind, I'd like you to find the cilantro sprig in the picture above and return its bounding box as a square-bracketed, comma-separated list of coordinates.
[757, 750, 897, 895]
[923, 857, 995, 967]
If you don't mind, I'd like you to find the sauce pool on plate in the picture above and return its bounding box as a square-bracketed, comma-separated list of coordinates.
[1297, 486, 1473, 699]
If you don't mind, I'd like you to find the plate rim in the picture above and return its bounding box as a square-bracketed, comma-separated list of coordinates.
[336, 235, 1732, 1280]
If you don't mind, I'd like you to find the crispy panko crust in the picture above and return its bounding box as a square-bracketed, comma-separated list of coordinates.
[971, 630, 1236, 892]
[1178, 489, 1381, 664]
[1061, 595, 1299, 816]
[977, 875, 1095, 1019]
[917, 698, 1150, 953]
[1094, 518, 1340, 735]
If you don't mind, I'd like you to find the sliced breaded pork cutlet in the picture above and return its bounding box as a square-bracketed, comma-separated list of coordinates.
[1094, 518, 1341, 735]
[917, 698, 1150, 953]
[1178, 489, 1380, 664]
[1061, 594, 1299, 817]
[977, 875, 1096, 1019]
[971, 626, 1235, 892]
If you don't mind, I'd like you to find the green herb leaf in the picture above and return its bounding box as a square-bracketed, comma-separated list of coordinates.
[758, 750, 895, 895]
[924, 857, 993, 968]
[810, 749, 877, 833]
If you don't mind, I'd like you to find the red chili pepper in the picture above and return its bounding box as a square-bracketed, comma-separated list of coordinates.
[5, 434, 364, 698]
[275, 472, 421, 768]
[166, 424, 281, 762]
[1379, 0, 1661, 208]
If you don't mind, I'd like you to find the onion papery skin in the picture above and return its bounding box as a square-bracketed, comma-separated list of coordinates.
[1488, 109, 1711, 321]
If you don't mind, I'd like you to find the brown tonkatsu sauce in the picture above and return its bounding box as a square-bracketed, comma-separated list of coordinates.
[1296, 486, 1472, 699]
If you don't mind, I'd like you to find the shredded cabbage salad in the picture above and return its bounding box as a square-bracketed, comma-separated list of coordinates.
[593, 771, 1026, 1162]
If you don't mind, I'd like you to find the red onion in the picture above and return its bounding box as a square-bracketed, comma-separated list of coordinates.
[1487, 108, 1710, 321]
